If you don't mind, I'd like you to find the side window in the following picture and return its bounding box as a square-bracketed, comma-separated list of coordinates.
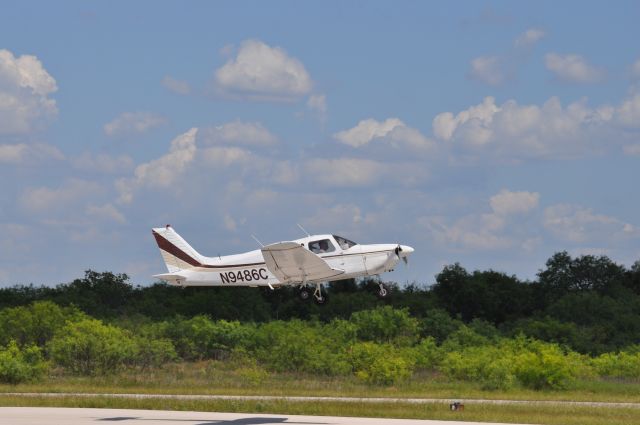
[308, 239, 335, 254]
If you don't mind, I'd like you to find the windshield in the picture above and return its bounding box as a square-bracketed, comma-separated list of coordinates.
[333, 235, 357, 250]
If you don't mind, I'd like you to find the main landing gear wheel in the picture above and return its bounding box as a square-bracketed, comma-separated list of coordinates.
[313, 283, 327, 305]
[298, 286, 311, 301]
[377, 283, 391, 299]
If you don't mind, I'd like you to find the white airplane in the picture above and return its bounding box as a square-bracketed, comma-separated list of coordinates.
[152, 225, 414, 304]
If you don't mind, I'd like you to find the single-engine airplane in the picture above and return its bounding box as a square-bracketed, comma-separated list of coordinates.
[152, 225, 414, 304]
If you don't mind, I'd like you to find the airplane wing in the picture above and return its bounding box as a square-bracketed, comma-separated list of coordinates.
[261, 242, 345, 284]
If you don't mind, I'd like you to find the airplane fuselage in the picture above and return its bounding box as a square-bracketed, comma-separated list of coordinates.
[154, 232, 412, 287]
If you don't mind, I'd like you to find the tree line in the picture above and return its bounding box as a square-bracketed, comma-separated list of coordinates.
[0, 251, 639, 357]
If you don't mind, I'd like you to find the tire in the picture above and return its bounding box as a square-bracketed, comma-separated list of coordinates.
[299, 288, 311, 301]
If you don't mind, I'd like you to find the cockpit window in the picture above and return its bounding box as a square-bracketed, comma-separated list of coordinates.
[333, 235, 357, 250]
[308, 239, 336, 254]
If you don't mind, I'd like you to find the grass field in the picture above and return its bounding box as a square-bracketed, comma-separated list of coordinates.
[2, 362, 640, 424]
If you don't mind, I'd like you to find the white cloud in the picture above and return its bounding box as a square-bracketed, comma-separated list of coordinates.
[0, 143, 64, 164]
[201, 146, 252, 166]
[72, 153, 134, 174]
[116, 128, 198, 203]
[104, 111, 167, 137]
[631, 58, 640, 79]
[490, 189, 540, 215]
[86, 203, 126, 224]
[514, 28, 545, 47]
[432, 95, 624, 159]
[334, 118, 433, 151]
[200, 120, 277, 147]
[305, 158, 382, 187]
[307, 94, 327, 122]
[433, 96, 499, 143]
[223, 214, 237, 231]
[20, 179, 101, 213]
[215, 39, 312, 100]
[469, 56, 505, 86]
[419, 189, 540, 251]
[616, 91, 640, 128]
[544, 204, 638, 243]
[0, 49, 58, 134]
[161, 76, 191, 95]
[545, 53, 604, 83]
[623, 144, 640, 156]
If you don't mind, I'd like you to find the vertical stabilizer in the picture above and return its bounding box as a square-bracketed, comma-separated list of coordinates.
[152, 225, 206, 272]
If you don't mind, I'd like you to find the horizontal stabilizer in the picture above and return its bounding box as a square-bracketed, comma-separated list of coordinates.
[153, 272, 186, 284]
[261, 241, 344, 284]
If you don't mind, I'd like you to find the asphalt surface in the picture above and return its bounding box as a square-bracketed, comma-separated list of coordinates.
[0, 407, 516, 425]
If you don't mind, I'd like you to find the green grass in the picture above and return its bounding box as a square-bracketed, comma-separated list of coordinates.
[2, 362, 639, 403]
[1, 362, 639, 425]
[1, 395, 640, 425]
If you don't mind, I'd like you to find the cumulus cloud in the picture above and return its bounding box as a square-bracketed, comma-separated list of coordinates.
[544, 204, 638, 243]
[631, 58, 640, 79]
[420, 189, 540, 251]
[200, 120, 277, 147]
[0, 49, 58, 134]
[161, 76, 191, 95]
[214, 39, 312, 100]
[305, 158, 381, 187]
[490, 189, 540, 215]
[104, 111, 167, 137]
[20, 179, 101, 213]
[623, 144, 640, 156]
[72, 153, 134, 174]
[334, 118, 433, 151]
[545, 53, 605, 83]
[307, 94, 327, 123]
[116, 128, 198, 203]
[469, 56, 505, 86]
[514, 28, 545, 47]
[86, 203, 126, 224]
[616, 91, 640, 128]
[432, 95, 625, 159]
[0, 143, 64, 164]
[468, 29, 544, 87]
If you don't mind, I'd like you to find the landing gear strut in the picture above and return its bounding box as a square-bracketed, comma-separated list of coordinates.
[313, 283, 327, 305]
[377, 282, 391, 299]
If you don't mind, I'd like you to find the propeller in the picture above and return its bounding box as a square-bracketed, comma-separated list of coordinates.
[395, 244, 409, 265]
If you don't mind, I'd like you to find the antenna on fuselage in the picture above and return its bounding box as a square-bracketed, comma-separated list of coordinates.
[297, 223, 311, 237]
[251, 234, 264, 247]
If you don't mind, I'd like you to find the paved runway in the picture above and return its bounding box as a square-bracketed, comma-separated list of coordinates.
[0, 407, 516, 425]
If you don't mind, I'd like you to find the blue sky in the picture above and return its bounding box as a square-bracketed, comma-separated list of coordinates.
[1, 1, 639, 286]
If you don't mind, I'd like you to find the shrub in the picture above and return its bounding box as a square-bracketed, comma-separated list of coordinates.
[350, 306, 420, 345]
[592, 352, 640, 379]
[349, 342, 415, 385]
[0, 340, 48, 384]
[252, 320, 350, 375]
[134, 337, 177, 369]
[161, 316, 254, 360]
[48, 318, 137, 375]
[511, 339, 581, 390]
[411, 337, 442, 370]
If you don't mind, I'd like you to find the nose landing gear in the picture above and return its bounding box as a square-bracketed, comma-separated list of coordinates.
[377, 282, 391, 299]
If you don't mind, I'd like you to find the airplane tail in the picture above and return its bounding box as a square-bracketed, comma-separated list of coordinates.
[152, 225, 206, 272]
